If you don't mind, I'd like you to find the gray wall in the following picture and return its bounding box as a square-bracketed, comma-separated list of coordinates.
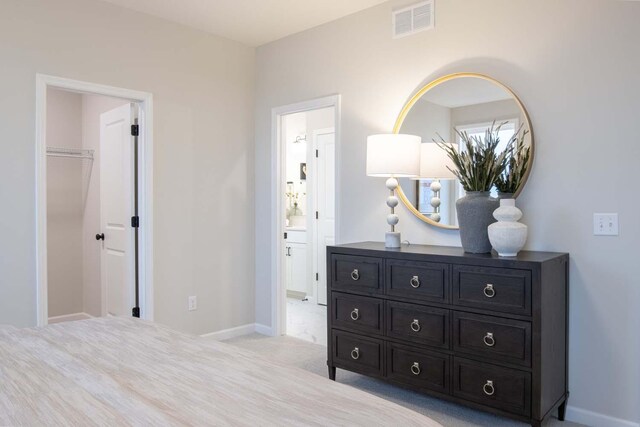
[0, 0, 256, 336]
[46, 89, 84, 317]
[254, 0, 640, 423]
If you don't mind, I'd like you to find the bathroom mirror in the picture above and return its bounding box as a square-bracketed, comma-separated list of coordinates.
[394, 73, 534, 229]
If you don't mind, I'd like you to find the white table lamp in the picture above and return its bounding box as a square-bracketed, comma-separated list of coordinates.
[415, 142, 456, 223]
[366, 134, 421, 248]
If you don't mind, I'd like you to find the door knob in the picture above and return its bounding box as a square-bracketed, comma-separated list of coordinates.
[96, 233, 105, 241]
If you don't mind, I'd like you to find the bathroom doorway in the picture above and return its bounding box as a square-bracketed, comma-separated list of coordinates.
[35, 75, 154, 326]
[276, 99, 339, 345]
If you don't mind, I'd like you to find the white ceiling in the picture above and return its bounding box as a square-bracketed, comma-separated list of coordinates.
[423, 78, 513, 109]
[98, 0, 389, 46]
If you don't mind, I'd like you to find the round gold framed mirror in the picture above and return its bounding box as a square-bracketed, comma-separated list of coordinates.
[393, 73, 534, 229]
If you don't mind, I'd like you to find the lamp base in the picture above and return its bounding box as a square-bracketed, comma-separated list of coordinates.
[385, 231, 401, 248]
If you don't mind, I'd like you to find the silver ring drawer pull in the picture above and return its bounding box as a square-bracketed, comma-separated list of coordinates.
[351, 347, 360, 360]
[483, 332, 495, 347]
[483, 284, 496, 298]
[483, 380, 495, 396]
[411, 362, 421, 376]
[410, 275, 420, 288]
[410, 319, 421, 332]
[350, 308, 360, 321]
[351, 269, 360, 281]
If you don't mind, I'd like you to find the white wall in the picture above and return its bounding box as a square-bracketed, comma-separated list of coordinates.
[46, 88, 84, 317]
[254, 0, 640, 424]
[81, 94, 130, 317]
[306, 107, 335, 137]
[0, 0, 256, 336]
[402, 99, 452, 143]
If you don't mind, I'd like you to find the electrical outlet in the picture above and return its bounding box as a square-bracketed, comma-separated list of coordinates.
[593, 213, 619, 236]
[188, 296, 197, 311]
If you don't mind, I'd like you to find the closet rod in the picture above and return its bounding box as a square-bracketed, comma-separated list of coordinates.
[46, 147, 94, 160]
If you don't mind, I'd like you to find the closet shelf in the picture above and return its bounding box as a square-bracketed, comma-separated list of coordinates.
[47, 147, 94, 160]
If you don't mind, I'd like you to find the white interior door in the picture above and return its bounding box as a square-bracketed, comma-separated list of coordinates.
[314, 129, 335, 306]
[100, 104, 135, 317]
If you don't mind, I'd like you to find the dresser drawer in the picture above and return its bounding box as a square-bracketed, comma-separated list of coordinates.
[386, 301, 449, 349]
[453, 358, 531, 416]
[387, 343, 450, 394]
[453, 312, 531, 367]
[332, 330, 383, 376]
[386, 260, 448, 303]
[330, 254, 383, 294]
[452, 266, 531, 315]
[331, 292, 383, 334]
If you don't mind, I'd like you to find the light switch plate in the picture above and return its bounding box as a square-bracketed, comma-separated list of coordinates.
[188, 296, 197, 311]
[593, 213, 619, 236]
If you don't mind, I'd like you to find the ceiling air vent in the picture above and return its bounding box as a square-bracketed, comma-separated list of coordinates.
[393, 0, 434, 39]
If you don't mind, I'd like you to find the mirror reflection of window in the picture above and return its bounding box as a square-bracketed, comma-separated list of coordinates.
[455, 119, 519, 198]
[416, 179, 436, 214]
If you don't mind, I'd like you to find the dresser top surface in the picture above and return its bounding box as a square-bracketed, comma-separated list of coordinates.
[330, 241, 568, 264]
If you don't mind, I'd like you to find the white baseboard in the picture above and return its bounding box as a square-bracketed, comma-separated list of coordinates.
[254, 323, 274, 336]
[201, 323, 275, 340]
[200, 323, 256, 340]
[286, 290, 306, 300]
[48, 312, 93, 324]
[566, 405, 639, 427]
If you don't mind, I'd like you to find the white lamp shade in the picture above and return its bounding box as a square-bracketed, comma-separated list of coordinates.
[366, 134, 421, 177]
[417, 142, 457, 179]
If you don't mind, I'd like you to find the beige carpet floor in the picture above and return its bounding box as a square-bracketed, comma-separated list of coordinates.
[222, 333, 584, 427]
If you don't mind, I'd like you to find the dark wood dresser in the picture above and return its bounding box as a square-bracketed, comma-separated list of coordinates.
[326, 242, 569, 426]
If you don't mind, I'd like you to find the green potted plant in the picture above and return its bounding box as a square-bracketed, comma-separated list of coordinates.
[435, 122, 510, 253]
[494, 128, 531, 198]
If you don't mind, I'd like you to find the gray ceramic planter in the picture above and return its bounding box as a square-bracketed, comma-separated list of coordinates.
[456, 191, 499, 253]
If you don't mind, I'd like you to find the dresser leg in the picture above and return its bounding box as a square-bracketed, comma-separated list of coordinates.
[328, 366, 336, 380]
[530, 421, 542, 427]
[558, 400, 567, 421]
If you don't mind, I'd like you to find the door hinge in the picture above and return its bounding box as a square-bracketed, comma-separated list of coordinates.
[284, 232, 288, 239]
[315, 211, 319, 219]
[315, 272, 319, 281]
[132, 307, 140, 318]
[131, 216, 140, 228]
[131, 124, 139, 136]
[315, 149, 319, 158]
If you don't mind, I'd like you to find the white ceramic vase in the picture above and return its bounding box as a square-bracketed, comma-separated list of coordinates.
[488, 199, 528, 257]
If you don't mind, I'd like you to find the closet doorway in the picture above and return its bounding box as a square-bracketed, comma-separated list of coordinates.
[35, 75, 154, 326]
[274, 97, 340, 346]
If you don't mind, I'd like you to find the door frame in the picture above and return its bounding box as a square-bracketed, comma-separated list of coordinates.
[35, 74, 154, 326]
[271, 95, 341, 336]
